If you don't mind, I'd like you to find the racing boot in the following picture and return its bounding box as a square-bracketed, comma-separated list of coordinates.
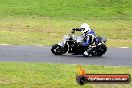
[83, 48, 91, 57]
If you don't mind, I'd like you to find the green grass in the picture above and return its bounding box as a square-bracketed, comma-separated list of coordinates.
[0, 62, 131, 88]
[0, 17, 132, 47]
[0, 0, 132, 18]
[0, 0, 132, 47]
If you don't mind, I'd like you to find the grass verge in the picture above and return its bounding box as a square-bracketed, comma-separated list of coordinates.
[0, 17, 132, 47]
[0, 62, 131, 88]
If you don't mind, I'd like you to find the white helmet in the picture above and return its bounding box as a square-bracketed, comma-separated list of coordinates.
[81, 23, 91, 33]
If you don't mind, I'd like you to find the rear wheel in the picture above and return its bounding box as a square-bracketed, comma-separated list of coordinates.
[91, 44, 107, 56]
[97, 44, 107, 56]
[51, 44, 63, 55]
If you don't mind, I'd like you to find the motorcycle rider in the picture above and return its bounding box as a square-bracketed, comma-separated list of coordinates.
[80, 23, 96, 56]
[72, 23, 96, 55]
[81, 23, 96, 44]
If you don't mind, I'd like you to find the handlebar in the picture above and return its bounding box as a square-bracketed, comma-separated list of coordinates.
[72, 28, 81, 31]
[71, 28, 85, 33]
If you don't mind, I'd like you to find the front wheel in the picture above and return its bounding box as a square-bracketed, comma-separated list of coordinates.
[97, 44, 107, 56]
[51, 44, 63, 55]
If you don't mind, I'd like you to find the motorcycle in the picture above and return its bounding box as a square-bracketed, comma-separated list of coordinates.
[51, 28, 107, 57]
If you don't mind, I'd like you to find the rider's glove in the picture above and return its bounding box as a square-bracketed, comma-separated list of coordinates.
[72, 28, 76, 31]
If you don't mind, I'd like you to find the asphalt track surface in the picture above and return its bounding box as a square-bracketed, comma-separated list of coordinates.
[0, 45, 132, 66]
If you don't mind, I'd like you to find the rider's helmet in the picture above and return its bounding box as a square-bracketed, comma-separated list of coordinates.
[81, 23, 91, 33]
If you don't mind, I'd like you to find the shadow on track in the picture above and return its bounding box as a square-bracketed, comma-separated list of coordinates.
[51, 54, 106, 59]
